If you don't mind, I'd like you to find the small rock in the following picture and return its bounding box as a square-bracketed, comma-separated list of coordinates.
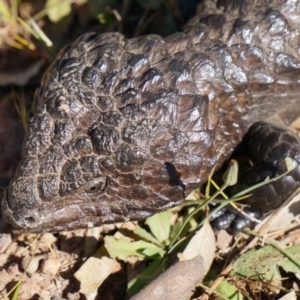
[41, 257, 60, 275]
[21, 256, 41, 274]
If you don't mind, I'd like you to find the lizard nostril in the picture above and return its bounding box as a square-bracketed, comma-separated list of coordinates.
[83, 177, 107, 194]
[88, 185, 98, 192]
[24, 216, 36, 224]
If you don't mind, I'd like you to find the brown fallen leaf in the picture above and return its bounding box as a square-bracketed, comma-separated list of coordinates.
[74, 256, 120, 297]
[183, 220, 216, 273]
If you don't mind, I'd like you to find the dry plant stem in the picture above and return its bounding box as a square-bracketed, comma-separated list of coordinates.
[205, 146, 226, 198]
[229, 202, 261, 224]
[13, 91, 28, 132]
[130, 255, 206, 300]
[200, 186, 300, 300]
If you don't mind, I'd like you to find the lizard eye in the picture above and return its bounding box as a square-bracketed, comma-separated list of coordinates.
[83, 177, 107, 194]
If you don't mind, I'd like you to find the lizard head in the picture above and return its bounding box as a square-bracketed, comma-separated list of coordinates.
[1, 33, 211, 232]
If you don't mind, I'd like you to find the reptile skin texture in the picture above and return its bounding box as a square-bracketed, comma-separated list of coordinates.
[3, 0, 300, 232]
[211, 121, 300, 230]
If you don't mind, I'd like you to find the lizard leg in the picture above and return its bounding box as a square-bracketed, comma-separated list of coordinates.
[211, 122, 300, 231]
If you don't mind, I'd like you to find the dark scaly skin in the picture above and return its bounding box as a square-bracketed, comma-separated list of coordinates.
[3, 0, 300, 232]
[212, 122, 300, 230]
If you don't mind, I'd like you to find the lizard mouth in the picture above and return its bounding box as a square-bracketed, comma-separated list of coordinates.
[1, 187, 122, 233]
[1, 188, 44, 231]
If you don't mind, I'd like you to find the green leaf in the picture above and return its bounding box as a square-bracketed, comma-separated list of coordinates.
[169, 215, 184, 241]
[46, 0, 72, 23]
[142, 247, 163, 257]
[216, 279, 243, 300]
[232, 244, 300, 280]
[104, 236, 165, 261]
[128, 259, 167, 296]
[145, 210, 171, 244]
[134, 226, 163, 247]
[169, 207, 198, 245]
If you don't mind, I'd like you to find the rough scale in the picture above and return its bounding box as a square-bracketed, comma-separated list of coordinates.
[3, 0, 300, 232]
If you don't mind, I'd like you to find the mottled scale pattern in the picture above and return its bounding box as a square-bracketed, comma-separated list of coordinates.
[3, 0, 300, 232]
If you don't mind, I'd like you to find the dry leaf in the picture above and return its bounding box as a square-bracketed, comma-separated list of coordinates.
[279, 291, 296, 300]
[74, 256, 118, 296]
[183, 221, 216, 272]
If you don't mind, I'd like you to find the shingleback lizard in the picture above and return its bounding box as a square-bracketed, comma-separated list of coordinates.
[3, 0, 300, 232]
